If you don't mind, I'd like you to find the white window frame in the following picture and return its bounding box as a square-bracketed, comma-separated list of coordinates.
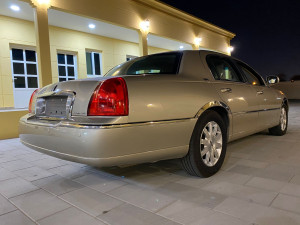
[86, 51, 103, 77]
[57, 53, 77, 81]
[10, 48, 39, 89]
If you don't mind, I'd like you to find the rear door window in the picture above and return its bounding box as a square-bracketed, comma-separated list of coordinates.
[206, 55, 244, 82]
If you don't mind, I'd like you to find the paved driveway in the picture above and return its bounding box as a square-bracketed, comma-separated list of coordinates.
[0, 101, 300, 225]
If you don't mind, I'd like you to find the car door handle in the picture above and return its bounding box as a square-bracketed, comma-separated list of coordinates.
[220, 88, 232, 93]
[257, 91, 264, 95]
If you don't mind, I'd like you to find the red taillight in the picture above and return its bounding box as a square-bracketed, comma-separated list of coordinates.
[88, 77, 129, 116]
[29, 89, 39, 113]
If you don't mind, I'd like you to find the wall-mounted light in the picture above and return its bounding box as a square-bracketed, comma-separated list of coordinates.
[194, 37, 202, 46]
[228, 46, 234, 53]
[88, 24, 96, 29]
[140, 19, 150, 33]
[179, 46, 184, 49]
[10, 5, 20, 11]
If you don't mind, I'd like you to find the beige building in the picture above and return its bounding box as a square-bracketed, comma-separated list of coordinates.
[0, 0, 235, 139]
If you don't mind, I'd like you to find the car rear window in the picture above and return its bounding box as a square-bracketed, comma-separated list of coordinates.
[105, 52, 182, 76]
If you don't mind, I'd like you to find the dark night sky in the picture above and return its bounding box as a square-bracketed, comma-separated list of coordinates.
[160, 0, 300, 80]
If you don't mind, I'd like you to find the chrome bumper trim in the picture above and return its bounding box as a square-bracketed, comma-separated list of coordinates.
[21, 116, 195, 129]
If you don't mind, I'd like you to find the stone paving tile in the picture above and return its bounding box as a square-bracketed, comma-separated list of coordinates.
[98, 203, 180, 225]
[48, 164, 92, 180]
[0, 168, 17, 181]
[228, 165, 294, 182]
[0, 210, 35, 225]
[13, 166, 54, 182]
[0, 177, 39, 198]
[254, 207, 300, 225]
[271, 193, 300, 214]
[190, 211, 250, 225]
[32, 175, 84, 196]
[1, 159, 34, 172]
[214, 197, 269, 222]
[245, 177, 286, 192]
[280, 182, 300, 197]
[290, 174, 300, 185]
[201, 180, 278, 206]
[15, 152, 50, 162]
[31, 157, 69, 170]
[60, 187, 124, 217]
[10, 189, 71, 221]
[0, 194, 16, 216]
[108, 184, 177, 212]
[74, 173, 126, 193]
[157, 200, 214, 224]
[235, 158, 269, 169]
[211, 171, 252, 185]
[38, 207, 106, 225]
[175, 175, 213, 188]
[155, 182, 227, 209]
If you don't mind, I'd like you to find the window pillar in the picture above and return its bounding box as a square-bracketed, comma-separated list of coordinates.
[31, 0, 52, 86]
[138, 31, 148, 56]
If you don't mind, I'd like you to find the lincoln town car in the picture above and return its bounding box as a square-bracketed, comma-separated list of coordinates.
[19, 50, 288, 177]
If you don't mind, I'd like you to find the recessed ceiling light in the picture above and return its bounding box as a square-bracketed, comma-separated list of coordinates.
[88, 24, 96, 29]
[10, 5, 20, 11]
[179, 46, 184, 49]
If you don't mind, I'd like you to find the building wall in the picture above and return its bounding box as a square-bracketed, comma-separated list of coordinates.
[0, 15, 168, 108]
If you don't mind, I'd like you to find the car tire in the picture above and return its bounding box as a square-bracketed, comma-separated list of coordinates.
[269, 104, 288, 136]
[181, 110, 227, 177]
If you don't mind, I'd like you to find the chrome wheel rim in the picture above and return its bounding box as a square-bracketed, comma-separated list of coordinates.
[200, 121, 223, 167]
[280, 107, 287, 131]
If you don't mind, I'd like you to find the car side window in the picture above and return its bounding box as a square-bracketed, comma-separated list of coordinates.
[207, 56, 243, 82]
[237, 63, 264, 86]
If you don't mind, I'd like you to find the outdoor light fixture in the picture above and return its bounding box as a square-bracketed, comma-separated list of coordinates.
[228, 46, 234, 53]
[88, 24, 96, 29]
[140, 19, 150, 32]
[10, 5, 20, 11]
[179, 46, 184, 49]
[194, 37, 202, 46]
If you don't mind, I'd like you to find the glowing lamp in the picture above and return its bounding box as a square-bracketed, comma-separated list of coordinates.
[140, 19, 150, 32]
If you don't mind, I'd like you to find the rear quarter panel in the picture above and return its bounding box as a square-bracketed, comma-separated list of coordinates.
[124, 75, 223, 123]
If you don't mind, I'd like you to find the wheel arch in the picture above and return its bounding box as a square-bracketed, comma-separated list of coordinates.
[195, 101, 232, 139]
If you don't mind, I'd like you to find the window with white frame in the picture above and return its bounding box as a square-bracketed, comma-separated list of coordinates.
[11, 48, 39, 89]
[57, 53, 77, 82]
[86, 52, 102, 76]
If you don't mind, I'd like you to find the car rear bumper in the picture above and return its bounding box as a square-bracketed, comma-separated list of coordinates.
[19, 115, 196, 167]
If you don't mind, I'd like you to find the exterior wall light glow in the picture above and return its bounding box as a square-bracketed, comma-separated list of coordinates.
[179, 46, 184, 49]
[88, 24, 96, 29]
[228, 46, 234, 53]
[31, 0, 51, 8]
[140, 19, 150, 33]
[10, 5, 20, 11]
[37, 0, 50, 5]
[194, 37, 202, 46]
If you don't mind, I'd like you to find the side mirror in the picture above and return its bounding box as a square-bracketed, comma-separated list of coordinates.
[266, 75, 280, 85]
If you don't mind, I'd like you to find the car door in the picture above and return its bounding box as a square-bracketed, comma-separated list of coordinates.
[236, 61, 281, 128]
[206, 55, 261, 138]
